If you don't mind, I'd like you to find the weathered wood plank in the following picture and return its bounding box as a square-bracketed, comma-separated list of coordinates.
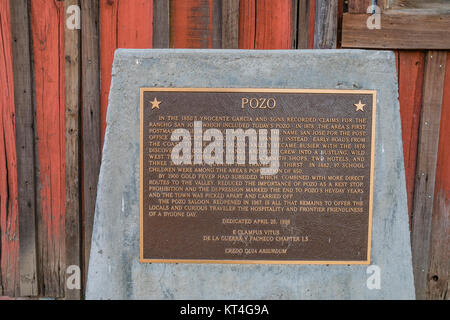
[336, 0, 344, 48]
[297, 0, 310, 49]
[385, 0, 450, 14]
[348, 0, 372, 13]
[64, 0, 81, 300]
[314, 0, 337, 49]
[255, 0, 292, 49]
[427, 52, 450, 300]
[153, 0, 170, 48]
[222, 0, 239, 48]
[411, 51, 447, 300]
[398, 51, 425, 220]
[117, 0, 153, 47]
[342, 14, 450, 49]
[100, 1, 154, 143]
[170, 0, 221, 48]
[238, 0, 255, 48]
[99, 0, 118, 144]
[308, 0, 315, 48]
[239, 0, 293, 49]
[30, 0, 66, 297]
[9, 0, 38, 297]
[212, 0, 222, 48]
[81, 0, 101, 288]
[0, 0, 20, 297]
[291, 0, 298, 49]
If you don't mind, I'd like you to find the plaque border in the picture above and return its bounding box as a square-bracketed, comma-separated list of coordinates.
[140, 88, 377, 265]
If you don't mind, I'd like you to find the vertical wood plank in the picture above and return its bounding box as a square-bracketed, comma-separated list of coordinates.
[0, 0, 19, 297]
[308, 0, 315, 48]
[222, 0, 239, 48]
[170, 0, 220, 48]
[411, 51, 447, 300]
[64, 0, 81, 300]
[291, 0, 298, 49]
[211, 0, 222, 48]
[153, 0, 170, 48]
[314, 0, 338, 49]
[297, 0, 310, 49]
[117, 0, 153, 48]
[336, 0, 343, 48]
[398, 51, 425, 220]
[238, 0, 255, 49]
[80, 0, 101, 287]
[99, 0, 118, 145]
[100, 0, 153, 144]
[255, 0, 292, 49]
[30, 0, 66, 297]
[427, 52, 450, 300]
[9, 0, 38, 297]
[239, 0, 293, 49]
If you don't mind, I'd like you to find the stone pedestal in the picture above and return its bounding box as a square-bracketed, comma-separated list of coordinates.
[86, 49, 415, 299]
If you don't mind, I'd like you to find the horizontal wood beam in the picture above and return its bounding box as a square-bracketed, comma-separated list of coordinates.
[342, 13, 450, 49]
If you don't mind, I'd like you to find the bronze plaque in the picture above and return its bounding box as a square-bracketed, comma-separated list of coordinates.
[140, 88, 376, 264]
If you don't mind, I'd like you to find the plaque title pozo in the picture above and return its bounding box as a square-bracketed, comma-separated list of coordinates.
[140, 88, 376, 264]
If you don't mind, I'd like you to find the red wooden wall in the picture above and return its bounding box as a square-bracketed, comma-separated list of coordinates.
[100, 0, 154, 144]
[31, 0, 66, 297]
[0, 0, 448, 299]
[0, 0, 19, 297]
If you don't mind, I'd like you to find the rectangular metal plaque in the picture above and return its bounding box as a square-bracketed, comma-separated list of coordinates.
[140, 88, 376, 264]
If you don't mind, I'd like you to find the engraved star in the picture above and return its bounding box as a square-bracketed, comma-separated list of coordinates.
[150, 97, 162, 110]
[354, 100, 365, 112]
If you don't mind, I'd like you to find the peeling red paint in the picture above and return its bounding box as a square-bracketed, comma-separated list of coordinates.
[239, 0, 293, 49]
[0, 0, 19, 297]
[30, 0, 66, 296]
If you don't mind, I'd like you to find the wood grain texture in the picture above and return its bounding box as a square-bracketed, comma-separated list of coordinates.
[308, 0, 315, 48]
[117, 0, 153, 48]
[427, 52, 450, 300]
[81, 0, 101, 287]
[1, 0, 447, 300]
[398, 51, 425, 220]
[291, 0, 298, 49]
[9, 0, 38, 297]
[30, 0, 66, 297]
[239, 0, 293, 49]
[336, 0, 343, 48]
[411, 51, 447, 300]
[64, 0, 81, 300]
[314, 0, 337, 49]
[100, 0, 153, 144]
[238, 0, 255, 48]
[153, 0, 170, 48]
[348, 0, 372, 13]
[297, 0, 310, 49]
[211, 0, 222, 49]
[222, 0, 239, 48]
[255, 0, 292, 49]
[385, 0, 450, 14]
[99, 0, 118, 145]
[342, 14, 450, 49]
[170, 0, 221, 48]
[0, 0, 20, 297]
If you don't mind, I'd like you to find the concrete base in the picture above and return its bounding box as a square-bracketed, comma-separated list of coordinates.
[86, 49, 415, 299]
